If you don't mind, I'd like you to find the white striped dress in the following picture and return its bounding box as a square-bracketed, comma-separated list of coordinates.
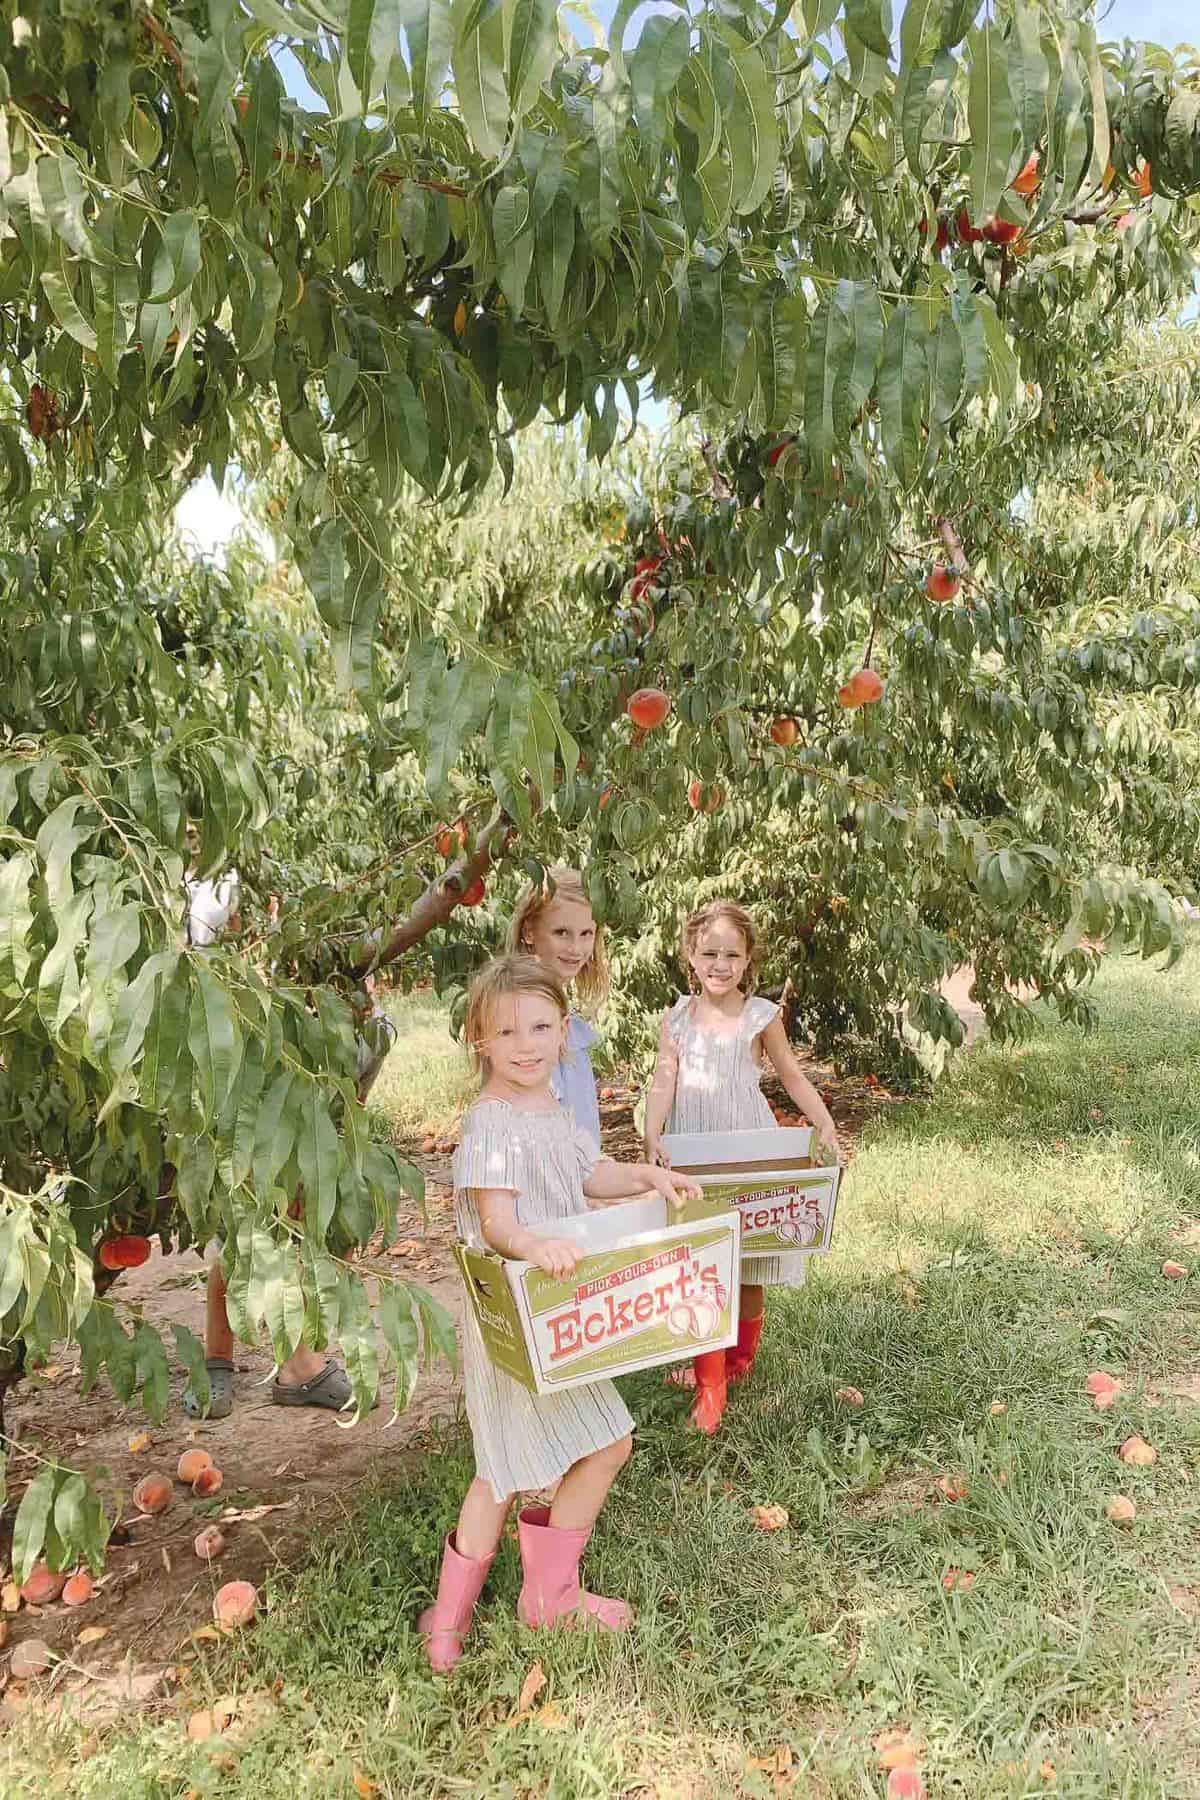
[453, 1097, 635, 1502]
[664, 994, 806, 1288]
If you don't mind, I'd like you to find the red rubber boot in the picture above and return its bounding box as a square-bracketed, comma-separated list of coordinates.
[688, 1349, 727, 1434]
[418, 1532, 495, 1672]
[726, 1313, 764, 1382]
[516, 1505, 630, 1631]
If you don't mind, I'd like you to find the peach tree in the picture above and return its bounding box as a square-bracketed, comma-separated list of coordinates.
[2, 0, 1200, 1577]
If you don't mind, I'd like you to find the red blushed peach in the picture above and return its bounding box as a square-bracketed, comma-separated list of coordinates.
[625, 687, 671, 730]
[177, 1448, 214, 1485]
[192, 1466, 224, 1499]
[133, 1473, 172, 1514]
[62, 1571, 95, 1607]
[194, 1527, 226, 1562]
[19, 1563, 66, 1606]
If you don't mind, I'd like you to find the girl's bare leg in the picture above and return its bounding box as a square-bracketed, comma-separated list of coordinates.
[455, 1476, 514, 1559]
[549, 1434, 633, 1532]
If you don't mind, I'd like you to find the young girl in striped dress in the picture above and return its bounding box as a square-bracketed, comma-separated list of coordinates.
[643, 902, 839, 1435]
[419, 954, 699, 1673]
[507, 867, 608, 1154]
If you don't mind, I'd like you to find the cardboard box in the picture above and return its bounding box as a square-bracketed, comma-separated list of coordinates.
[455, 1194, 741, 1395]
[661, 1128, 841, 1280]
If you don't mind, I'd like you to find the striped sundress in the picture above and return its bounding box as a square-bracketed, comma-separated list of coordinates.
[453, 1097, 635, 1501]
[664, 994, 807, 1289]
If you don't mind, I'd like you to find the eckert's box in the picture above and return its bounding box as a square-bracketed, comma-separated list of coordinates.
[454, 1195, 741, 1395]
[660, 1127, 841, 1282]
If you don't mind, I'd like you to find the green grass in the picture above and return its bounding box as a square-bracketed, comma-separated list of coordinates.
[7, 953, 1200, 1798]
[364, 989, 475, 1141]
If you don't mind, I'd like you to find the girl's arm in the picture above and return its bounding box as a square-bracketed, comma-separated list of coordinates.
[583, 1161, 701, 1210]
[642, 1009, 679, 1164]
[472, 1187, 583, 1279]
[759, 1018, 840, 1161]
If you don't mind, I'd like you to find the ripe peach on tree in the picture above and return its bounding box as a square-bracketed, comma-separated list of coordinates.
[626, 688, 671, 730]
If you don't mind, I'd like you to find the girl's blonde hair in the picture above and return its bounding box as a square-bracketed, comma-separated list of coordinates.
[506, 866, 610, 1015]
[465, 954, 570, 1074]
[681, 900, 761, 990]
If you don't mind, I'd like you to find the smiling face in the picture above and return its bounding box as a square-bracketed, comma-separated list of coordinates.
[477, 991, 567, 1092]
[522, 894, 597, 989]
[687, 921, 751, 1001]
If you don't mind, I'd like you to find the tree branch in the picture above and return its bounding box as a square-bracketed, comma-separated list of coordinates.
[700, 438, 733, 501]
[937, 516, 970, 573]
[354, 807, 510, 976]
[141, 10, 186, 78]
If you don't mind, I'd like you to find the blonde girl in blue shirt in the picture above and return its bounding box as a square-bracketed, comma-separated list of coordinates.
[507, 868, 609, 1156]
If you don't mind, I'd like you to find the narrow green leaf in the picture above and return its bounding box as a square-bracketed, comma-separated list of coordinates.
[844, 0, 892, 61]
[187, 962, 244, 1125]
[12, 1466, 57, 1583]
[0, 852, 34, 997]
[726, 41, 781, 215]
[148, 211, 202, 304]
[451, 0, 508, 157]
[968, 23, 1016, 225]
[877, 301, 929, 488]
[40, 256, 98, 352]
[493, 185, 533, 317]
[505, 0, 557, 120]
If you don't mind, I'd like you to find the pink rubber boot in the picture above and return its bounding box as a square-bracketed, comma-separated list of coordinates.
[516, 1505, 631, 1632]
[418, 1532, 495, 1672]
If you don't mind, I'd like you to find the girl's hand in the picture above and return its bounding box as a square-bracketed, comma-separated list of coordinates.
[527, 1235, 583, 1279]
[645, 1137, 672, 1168]
[645, 1165, 701, 1210]
[816, 1124, 840, 1164]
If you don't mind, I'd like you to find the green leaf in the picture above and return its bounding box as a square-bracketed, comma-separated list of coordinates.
[172, 1324, 211, 1415]
[35, 154, 92, 260]
[405, 0, 453, 123]
[493, 185, 533, 317]
[452, 0, 508, 157]
[148, 211, 202, 304]
[302, 519, 384, 694]
[1007, 4, 1049, 168]
[968, 23, 1016, 225]
[844, 0, 893, 62]
[505, 0, 557, 119]
[630, 15, 692, 153]
[298, 1086, 340, 1239]
[725, 41, 781, 216]
[12, 1465, 56, 1584]
[245, 57, 283, 189]
[0, 852, 34, 997]
[38, 890, 93, 1037]
[877, 301, 929, 488]
[252, 1072, 298, 1194]
[40, 253, 98, 352]
[187, 962, 244, 1125]
[537, 187, 575, 330]
[425, 656, 495, 802]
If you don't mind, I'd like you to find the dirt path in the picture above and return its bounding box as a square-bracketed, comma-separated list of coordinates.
[0, 1011, 964, 1720]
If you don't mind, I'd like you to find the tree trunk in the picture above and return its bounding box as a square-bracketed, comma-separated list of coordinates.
[354, 807, 509, 978]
